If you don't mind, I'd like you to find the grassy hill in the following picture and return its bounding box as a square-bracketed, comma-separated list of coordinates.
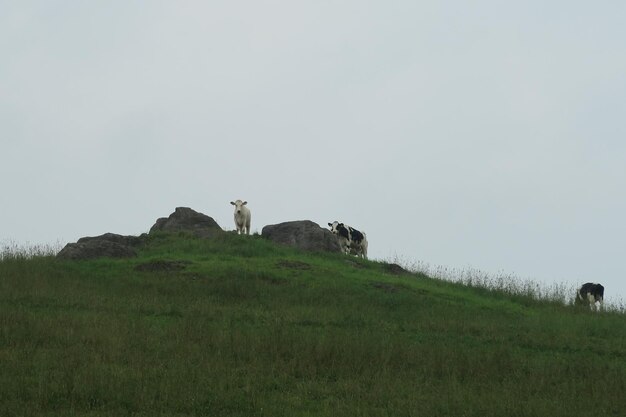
[1, 233, 625, 417]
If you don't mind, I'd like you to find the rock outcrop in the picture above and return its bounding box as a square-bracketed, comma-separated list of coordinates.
[57, 210, 342, 260]
[149, 207, 223, 238]
[261, 220, 341, 253]
[57, 233, 142, 260]
[57, 207, 223, 260]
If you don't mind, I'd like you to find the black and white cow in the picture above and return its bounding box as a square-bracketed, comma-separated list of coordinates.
[328, 221, 368, 259]
[576, 282, 604, 311]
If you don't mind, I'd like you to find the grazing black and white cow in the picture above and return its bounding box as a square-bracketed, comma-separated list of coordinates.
[328, 221, 368, 259]
[576, 282, 604, 311]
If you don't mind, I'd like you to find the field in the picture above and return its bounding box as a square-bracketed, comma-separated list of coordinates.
[1, 233, 625, 416]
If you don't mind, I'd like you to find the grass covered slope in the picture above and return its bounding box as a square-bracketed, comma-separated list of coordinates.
[1, 233, 625, 417]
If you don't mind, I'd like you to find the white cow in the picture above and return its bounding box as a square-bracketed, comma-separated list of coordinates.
[230, 200, 251, 235]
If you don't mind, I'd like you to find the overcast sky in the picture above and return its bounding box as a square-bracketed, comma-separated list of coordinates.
[2, 1, 625, 303]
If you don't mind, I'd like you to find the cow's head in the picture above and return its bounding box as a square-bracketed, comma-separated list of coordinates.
[328, 221, 342, 234]
[230, 200, 248, 214]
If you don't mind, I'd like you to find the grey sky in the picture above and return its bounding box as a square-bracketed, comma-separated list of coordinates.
[2, 2, 625, 302]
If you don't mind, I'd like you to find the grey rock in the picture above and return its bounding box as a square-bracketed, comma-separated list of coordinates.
[56, 207, 223, 260]
[57, 233, 139, 260]
[261, 220, 341, 253]
[77, 232, 143, 247]
[149, 207, 224, 238]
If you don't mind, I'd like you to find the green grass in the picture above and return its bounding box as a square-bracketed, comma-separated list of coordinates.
[1, 233, 625, 416]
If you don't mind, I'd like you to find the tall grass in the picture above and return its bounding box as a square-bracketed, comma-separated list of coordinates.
[0, 239, 62, 260]
[387, 253, 626, 313]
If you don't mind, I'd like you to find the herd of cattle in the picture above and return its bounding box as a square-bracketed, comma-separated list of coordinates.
[230, 199, 605, 311]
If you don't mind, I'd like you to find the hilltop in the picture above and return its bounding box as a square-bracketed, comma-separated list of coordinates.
[1, 228, 625, 416]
